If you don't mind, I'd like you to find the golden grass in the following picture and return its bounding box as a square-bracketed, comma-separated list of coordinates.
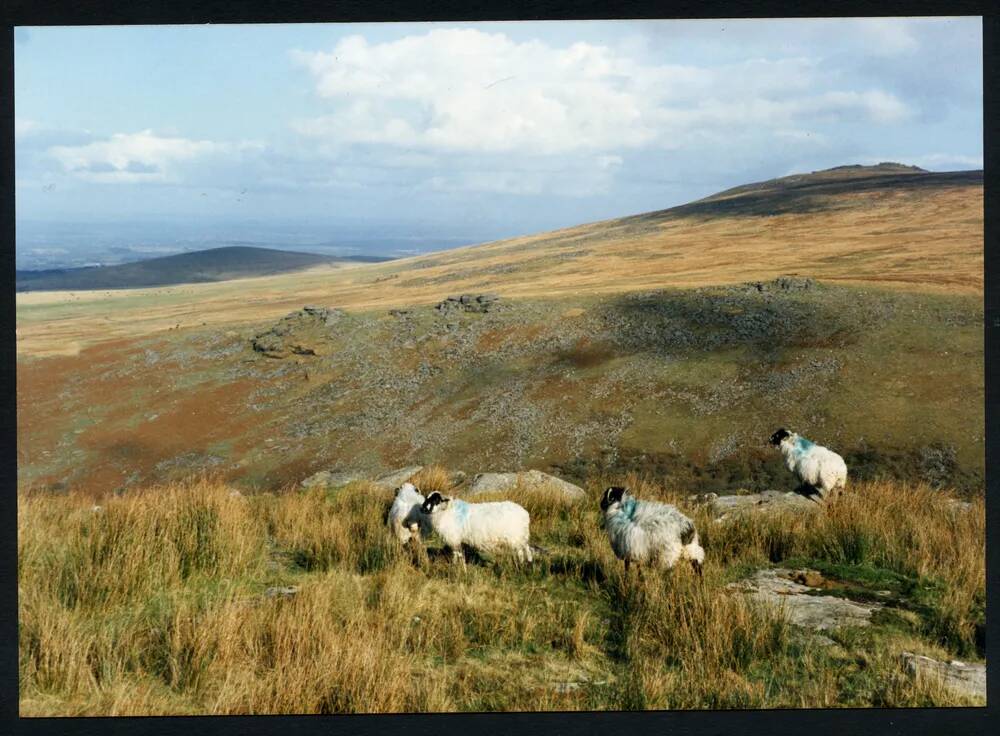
[18, 476, 985, 715]
[409, 465, 456, 495]
[15, 181, 982, 356]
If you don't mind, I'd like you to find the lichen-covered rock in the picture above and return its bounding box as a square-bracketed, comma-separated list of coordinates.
[704, 489, 818, 522]
[251, 306, 345, 357]
[372, 466, 424, 491]
[901, 652, 986, 701]
[435, 294, 502, 315]
[465, 469, 585, 501]
[728, 568, 881, 631]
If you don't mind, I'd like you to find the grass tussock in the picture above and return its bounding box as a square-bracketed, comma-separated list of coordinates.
[19, 475, 984, 715]
[409, 465, 455, 495]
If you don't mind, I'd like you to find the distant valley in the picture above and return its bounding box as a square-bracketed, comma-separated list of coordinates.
[15, 245, 391, 292]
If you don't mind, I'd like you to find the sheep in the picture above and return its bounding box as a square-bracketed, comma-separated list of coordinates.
[419, 491, 532, 568]
[599, 486, 704, 577]
[386, 482, 432, 544]
[769, 428, 847, 503]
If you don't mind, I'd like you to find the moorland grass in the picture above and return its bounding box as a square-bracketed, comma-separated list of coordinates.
[18, 475, 985, 715]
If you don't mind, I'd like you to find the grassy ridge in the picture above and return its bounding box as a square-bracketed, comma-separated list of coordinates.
[19, 475, 984, 715]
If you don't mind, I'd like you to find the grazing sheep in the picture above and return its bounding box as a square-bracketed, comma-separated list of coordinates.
[769, 428, 847, 503]
[387, 482, 432, 544]
[599, 486, 704, 577]
[420, 491, 532, 568]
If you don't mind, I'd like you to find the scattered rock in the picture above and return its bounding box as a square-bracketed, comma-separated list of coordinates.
[709, 490, 818, 522]
[464, 469, 585, 501]
[901, 652, 985, 701]
[372, 466, 424, 491]
[389, 309, 412, 318]
[264, 586, 299, 599]
[729, 568, 881, 631]
[300, 469, 367, 490]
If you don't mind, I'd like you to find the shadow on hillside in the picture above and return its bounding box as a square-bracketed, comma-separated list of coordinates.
[591, 282, 861, 358]
[625, 170, 982, 221]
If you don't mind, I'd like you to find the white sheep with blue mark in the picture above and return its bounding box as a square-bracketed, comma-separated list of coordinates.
[420, 491, 532, 568]
[599, 486, 704, 577]
[387, 482, 432, 544]
[769, 428, 847, 503]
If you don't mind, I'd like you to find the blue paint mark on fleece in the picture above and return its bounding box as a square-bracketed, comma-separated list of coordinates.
[795, 436, 815, 453]
[453, 499, 470, 526]
[621, 496, 638, 521]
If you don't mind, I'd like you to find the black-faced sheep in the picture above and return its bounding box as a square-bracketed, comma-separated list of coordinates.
[769, 428, 847, 503]
[420, 491, 532, 569]
[599, 486, 704, 576]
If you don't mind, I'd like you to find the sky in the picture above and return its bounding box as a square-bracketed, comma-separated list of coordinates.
[14, 18, 983, 267]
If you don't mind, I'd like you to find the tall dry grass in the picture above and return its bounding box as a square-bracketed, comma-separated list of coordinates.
[408, 465, 455, 495]
[18, 474, 985, 715]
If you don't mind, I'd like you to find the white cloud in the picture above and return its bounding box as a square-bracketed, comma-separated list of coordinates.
[291, 29, 910, 156]
[47, 130, 260, 183]
[854, 19, 919, 56]
[15, 118, 40, 138]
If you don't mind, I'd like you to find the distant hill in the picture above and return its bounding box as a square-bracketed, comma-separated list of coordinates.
[15, 246, 392, 292]
[366, 163, 982, 297]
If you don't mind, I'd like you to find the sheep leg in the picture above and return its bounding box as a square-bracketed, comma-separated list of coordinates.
[451, 547, 467, 571]
[624, 559, 630, 574]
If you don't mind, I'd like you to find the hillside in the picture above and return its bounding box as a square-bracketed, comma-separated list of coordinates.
[15, 246, 388, 292]
[16, 165, 983, 356]
[15, 164, 984, 498]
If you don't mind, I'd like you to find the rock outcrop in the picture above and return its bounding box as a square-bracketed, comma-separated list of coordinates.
[692, 489, 818, 521]
[251, 306, 345, 358]
[372, 466, 424, 491]
[900, 652, 986, 701]
[464, 469, 585, 501]
[435, 294, 501, 315]
[728, 568, 881, 631]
